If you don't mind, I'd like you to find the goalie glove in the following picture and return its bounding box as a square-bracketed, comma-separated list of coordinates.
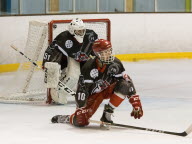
[128, 95, 143, 119]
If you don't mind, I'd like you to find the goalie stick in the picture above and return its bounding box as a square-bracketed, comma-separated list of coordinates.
[90, 120, 192, 137]
[10, 45, 76, 97]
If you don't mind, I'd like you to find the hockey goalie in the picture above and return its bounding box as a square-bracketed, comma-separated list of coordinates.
[42, 18, 98, 104]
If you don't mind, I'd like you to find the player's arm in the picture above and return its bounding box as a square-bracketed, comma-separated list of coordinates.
[75, 75, 89, 108]
[90, 30, 98, 54]
[75, 60, 94, 108]
[91, 30, 98, 42]
[114, 59, 143, 119]
[42, 32, 68, 66]
[72, 61, 94, 127]
[82, 29, 98, 53]
[42, 33, 68, 104]
[43, 43, 62, 65]
[72, 75, 90, 126]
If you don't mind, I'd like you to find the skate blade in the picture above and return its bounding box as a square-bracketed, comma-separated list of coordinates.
[100, 122, 111, 130]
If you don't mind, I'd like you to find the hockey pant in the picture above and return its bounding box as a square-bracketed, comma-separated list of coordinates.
[69, 83, 126, 127]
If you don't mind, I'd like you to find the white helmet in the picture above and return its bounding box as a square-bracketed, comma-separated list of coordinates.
[68, 18, 86, 43]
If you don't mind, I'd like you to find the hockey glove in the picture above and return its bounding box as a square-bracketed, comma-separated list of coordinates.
[128, 95, 143, 119]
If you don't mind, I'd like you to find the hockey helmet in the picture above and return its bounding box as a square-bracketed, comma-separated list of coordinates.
[68, 18, 86, 43]
[92, 39, 114, 64]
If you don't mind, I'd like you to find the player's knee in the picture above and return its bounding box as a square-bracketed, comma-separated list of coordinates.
[70, 109, 90, 127]
[114, 79, 136, 96]
[72, 116, 89, 127]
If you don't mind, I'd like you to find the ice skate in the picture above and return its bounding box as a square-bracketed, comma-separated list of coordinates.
[51, 115, 70, 123]
[100, 104, 114, 129]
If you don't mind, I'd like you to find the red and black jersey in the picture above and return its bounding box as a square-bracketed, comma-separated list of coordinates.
[42, 29, 98, 69]
[80, 57, 126, 96]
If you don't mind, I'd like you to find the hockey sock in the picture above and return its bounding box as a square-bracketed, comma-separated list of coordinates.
[108, 93, 126, 108]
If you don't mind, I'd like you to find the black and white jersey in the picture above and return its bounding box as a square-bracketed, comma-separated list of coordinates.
[80, 57, 127, 96]
[42, 29, 98, 69]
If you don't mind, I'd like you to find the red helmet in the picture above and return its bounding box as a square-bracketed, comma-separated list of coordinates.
[92, 39, 114, 64]
[92, 39, 112, 52]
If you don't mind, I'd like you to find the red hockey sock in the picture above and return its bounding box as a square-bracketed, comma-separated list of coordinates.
[109, 93, 125, 108]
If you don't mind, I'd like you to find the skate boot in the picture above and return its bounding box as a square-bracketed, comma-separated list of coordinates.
[100, 104, 114, 123]
[51, 115, 70, 123]
[100, 104, 114, 129]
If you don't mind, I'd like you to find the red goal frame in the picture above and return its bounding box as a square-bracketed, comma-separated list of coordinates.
[48, 18, 111, 44]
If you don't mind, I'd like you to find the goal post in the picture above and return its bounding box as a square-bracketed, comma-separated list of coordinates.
[0, 18, 111, 103]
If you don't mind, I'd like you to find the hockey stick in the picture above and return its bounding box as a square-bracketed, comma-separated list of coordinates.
[10, 44, 76, 97]
[90, 120, 192, 137]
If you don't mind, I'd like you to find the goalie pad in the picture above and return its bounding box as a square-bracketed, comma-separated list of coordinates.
[62, 57, 80, 92]
[50, 88, 68, 104]
[49, 58, 80, 104]
[44, 62, 61, 88]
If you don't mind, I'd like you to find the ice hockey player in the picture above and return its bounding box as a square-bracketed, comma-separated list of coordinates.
[51, 39, 143, 126]
[42, 18, 98, 104]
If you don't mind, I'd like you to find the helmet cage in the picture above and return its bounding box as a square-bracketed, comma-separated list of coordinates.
[95, 48, 114, 64]
[74, 29, 86, 37]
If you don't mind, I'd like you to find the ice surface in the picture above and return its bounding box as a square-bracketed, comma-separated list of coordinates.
[0, 59, 192, 144]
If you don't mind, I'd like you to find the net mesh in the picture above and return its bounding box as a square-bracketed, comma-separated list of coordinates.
[0, 21, 48, 103]
[51, 21, 108, 42]
[0, 19, 110, 103]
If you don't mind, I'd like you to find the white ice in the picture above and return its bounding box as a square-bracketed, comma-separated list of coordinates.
[0, 59, 192, 144]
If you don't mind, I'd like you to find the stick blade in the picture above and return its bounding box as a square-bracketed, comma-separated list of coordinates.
[178, 132, 188, 137]
[185, 124, 192, 135]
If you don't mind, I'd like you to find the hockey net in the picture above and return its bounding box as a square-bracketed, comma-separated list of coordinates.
[0, 19, 111, 103]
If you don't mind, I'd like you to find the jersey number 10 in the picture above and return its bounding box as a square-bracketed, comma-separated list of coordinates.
[77, 92, 86, 101]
